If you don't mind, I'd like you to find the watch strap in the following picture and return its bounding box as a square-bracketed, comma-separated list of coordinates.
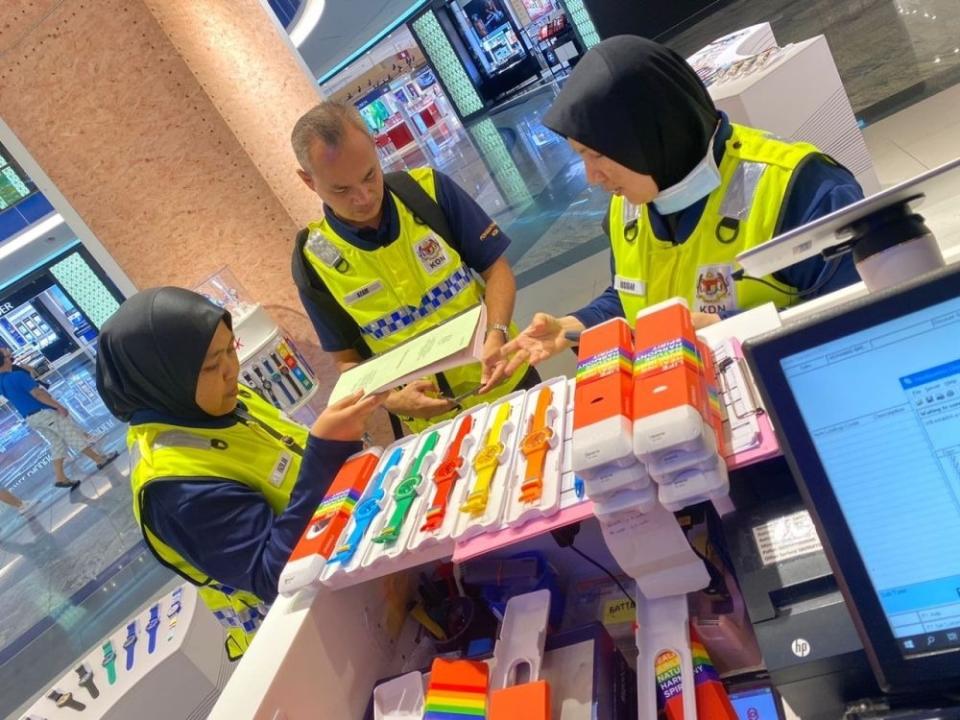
[462, 460, 498, 515]
[101, 641, 117, 685]
[147, 604, 160, 654]
[422, 415, 474, 532]
[373, 432, 439, 544]
[332, 447, 405, 563]
[48, 690, 86, 711]
[520, 388, 555, 503]
[124, 620, 137, 671]
[461, 403, 512, 514]
[75, 665, 100, 699]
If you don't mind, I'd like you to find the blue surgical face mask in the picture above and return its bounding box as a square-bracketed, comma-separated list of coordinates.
[652, 126, 722, 215]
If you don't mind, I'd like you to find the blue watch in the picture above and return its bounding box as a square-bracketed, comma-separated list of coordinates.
[331, 446, 405, 565]
[122, 620, 139, 671]
[146, 604, 161, 654]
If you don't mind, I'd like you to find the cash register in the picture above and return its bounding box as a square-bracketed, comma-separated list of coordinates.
[743, 261, 960, 718]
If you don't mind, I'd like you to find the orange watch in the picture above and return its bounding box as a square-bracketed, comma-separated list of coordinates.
[519, 387, 555, 503]
[421, 414, 474, 532]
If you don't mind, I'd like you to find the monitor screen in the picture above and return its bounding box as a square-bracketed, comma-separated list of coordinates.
[780, 295, 960, 658]
[729, 686, 784, 720]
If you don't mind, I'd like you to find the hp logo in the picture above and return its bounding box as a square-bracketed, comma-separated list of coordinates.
[791, 638, 812, 658]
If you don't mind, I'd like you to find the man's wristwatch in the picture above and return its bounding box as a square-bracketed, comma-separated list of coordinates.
[47, 689, 85, 711]
[123, 620, 139, 671]
[146, 603, 161, 654]
[519, 386, 556, 503]
[461, 402, 512, 516]
[101, 640, 118, 685]
[486, 323, 509, 340]
[75, 662, 99, 699]
[373, 431, 440, 544]
[422, 414, 474, 532]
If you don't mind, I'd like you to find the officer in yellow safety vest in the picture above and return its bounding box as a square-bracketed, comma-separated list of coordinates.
[290, 101, 538, 436]
[96, 288, 383, 659]
[501, 36, 864, 372]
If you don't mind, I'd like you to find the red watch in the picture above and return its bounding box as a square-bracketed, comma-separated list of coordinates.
[421, 414, 474, 532]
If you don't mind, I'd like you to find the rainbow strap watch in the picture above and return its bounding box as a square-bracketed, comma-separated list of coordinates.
[332, 447, 405, 564]
[519, 387, 555, 503]
[422, 415, 474, 532]
[461, 403, 512, 516]
[374, 431, 440, 544]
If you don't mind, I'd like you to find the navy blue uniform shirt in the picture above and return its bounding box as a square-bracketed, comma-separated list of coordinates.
[135, 408, 361, 604]
[300, 170, 510, 352]
[571, 115, 864, 328]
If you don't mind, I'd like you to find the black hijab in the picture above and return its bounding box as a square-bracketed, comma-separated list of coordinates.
[96, 287, 231, 422]
[543, 36, 719, 190]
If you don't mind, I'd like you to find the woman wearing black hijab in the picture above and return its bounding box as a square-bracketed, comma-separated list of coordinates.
[96, 287, 383, 659]
[502, 36, 863, 370]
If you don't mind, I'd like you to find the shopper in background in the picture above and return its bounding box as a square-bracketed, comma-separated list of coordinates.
[96, 287, 383, 659]
[502, 36, 864, 372]
[290, 100, 538, 435]
[0, 346, 117, 490]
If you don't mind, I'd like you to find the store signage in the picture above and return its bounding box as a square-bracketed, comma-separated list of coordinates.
[0, 302, 14, 316]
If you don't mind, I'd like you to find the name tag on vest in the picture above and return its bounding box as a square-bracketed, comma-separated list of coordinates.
[343, 280, 384, 306]
[614, 275, 646, 296]
[269, 452, 294, 488]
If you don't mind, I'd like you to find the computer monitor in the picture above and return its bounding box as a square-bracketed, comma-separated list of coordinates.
[744, 263, 960, 695]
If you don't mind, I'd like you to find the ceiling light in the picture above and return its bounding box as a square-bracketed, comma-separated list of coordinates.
[0, 213, 64, 263]
[289, 0, 327, 48]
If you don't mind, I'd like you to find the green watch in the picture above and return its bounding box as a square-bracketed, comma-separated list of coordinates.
[373, 431, 440, 545]
[101, 640, 117, 685]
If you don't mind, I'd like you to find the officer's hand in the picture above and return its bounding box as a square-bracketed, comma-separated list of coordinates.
[691, 312, 722, 330]
[311, 391, 386, 441]
[500, 313, 568, 376]
[384, 380, 455, 420]
[479, 331, 508, 394]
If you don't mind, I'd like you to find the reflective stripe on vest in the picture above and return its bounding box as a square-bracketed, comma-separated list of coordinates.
[129, 387, 306, 659]
[360, 264, 474, 341]
[303, 167, 529, 432]
[609, 123, 819, 320]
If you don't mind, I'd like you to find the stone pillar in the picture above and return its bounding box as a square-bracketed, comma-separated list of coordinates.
[0, 0, 372, 425]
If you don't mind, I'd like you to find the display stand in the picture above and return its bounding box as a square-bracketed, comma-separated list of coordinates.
[20, 584, 231, 720]
[687, 27, 880, 196]
[194, 268, 321, 423]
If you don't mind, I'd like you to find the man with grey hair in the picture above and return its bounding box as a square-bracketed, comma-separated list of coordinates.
[290, 101, 538, 434]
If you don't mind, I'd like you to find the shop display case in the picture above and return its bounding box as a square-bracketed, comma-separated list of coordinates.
[195, 269, 321, 423]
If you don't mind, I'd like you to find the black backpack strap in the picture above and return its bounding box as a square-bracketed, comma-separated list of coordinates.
[383, 171, 456, 247]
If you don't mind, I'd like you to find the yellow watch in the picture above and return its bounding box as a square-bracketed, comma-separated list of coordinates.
[519, 387, 555, 503]
[461, 402, 512, 516]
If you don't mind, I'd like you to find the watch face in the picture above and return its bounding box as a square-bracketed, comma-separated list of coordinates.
[146, 618, 160, 631]
[102, 652, 115, 666]
[394, 476, 421, 500]
[473, 442, 504, 469]
[166, 602, 182, 618]
[433, 457, 463, 482]
[123, 635, 137, 649]
[352, 497, 380, 521]
[56, 692, 73, 707]
[521, 427, 554, 455]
